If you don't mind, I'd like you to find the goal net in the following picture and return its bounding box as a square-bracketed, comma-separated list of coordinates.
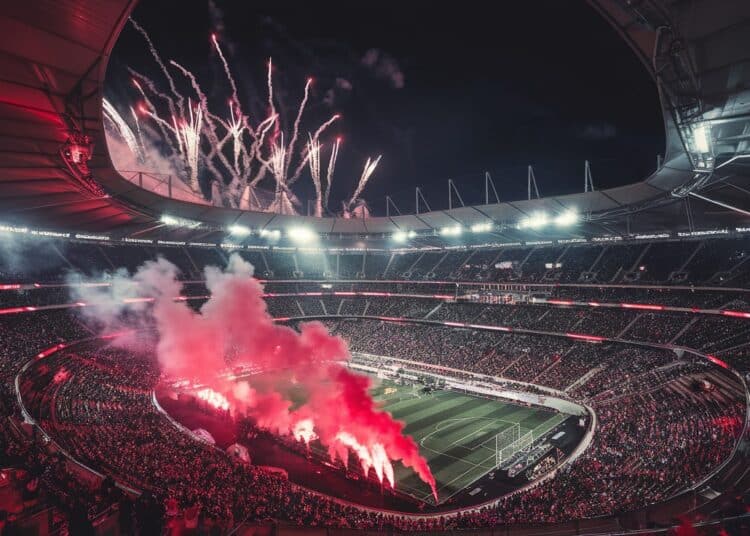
[495, 424, 534, 467]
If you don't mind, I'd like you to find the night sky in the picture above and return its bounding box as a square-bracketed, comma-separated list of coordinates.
[109, 0, 664, 215]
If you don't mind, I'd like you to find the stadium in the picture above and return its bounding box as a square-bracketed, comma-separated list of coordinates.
[0, 0, 749, 534]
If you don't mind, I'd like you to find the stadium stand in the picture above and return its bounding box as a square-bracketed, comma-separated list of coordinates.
[0, 1, 749, 531]
[0, 238, 748, 534]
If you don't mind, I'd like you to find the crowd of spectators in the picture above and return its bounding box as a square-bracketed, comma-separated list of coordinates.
[330, 319, 692, 395]
[2, 234, 750, 287]
[1, 237, 750, 533]
[9, 335, 745, 532]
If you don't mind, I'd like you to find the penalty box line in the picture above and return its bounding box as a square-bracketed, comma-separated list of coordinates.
[479, 413, 566, 456]
[444, 417, 519, 450]
[477, 424, 534, 453]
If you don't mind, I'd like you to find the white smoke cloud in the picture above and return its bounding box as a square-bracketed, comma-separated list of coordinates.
[362, 49, 405, 89]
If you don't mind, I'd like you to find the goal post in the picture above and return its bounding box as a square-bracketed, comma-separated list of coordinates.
[495, 424, 534, 467]
[494, 423, 520, 466]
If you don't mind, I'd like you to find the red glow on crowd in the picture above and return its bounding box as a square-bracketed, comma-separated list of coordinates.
[705, 354, 730, 369]
[53, 368, 71, 384]
[620, 303, 664, 311]
[0, 284, 20, 290]
[566, 333, 605, 343]
[37, 343, 66, 359]
[721, 310, 750, 319]
[0, 306, 36, 315]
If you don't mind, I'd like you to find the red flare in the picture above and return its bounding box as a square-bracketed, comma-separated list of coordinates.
[123, 255, 438, 494]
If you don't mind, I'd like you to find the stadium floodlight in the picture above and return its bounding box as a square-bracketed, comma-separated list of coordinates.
[554, 210, 579, 227]
[259, 228, 281, 240]
[470, 222, 493, 233]
[692, 123, 712, 154]
[518, 211, 548, 230]
[439, 225, 463, 236]
[287, 226, 317, 243]
[160, 214, 202, 228]
[228, 224, 251, 237]
[393, 230, 417, 243]
[393, 231, 408, 243]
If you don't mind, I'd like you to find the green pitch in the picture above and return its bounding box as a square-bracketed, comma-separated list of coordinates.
[370, 381, 568, 504]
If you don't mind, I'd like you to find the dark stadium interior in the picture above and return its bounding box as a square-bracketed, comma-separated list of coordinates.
[1, 1, 750, 535]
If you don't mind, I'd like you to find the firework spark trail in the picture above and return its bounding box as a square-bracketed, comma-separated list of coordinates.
[143, 106, 178, 134]
[287, 148, 313, 185]
[266, 58, 276, 119]
[167, 61, 231, 149]
[130, 74, 180, 155]
[248, 114, 278, 188]
[288, 113, 340, 185]
[269, 134, 287, 184]
[103, 98, 143, 161]
[228, 101, 245, 173]
[285, 77, 312, 178]
[168, 61, 211, 115]
[169, 60, 239, 192]
[129, 18, 185, 119]
[173, 100, 203, 191]
[267, 135, 301, 215]
[347, 155, 382, 210]
[307, 135, 323, 216]
[129, 107, 146, 160]
[311, 114, 340, 144]
[170, 57, 286, 203]
[122, 22, 381, 212]
[324, 137, 341, 212]
[211, 34, 240, 108]
[263, 124, 304, 215]
[130, 70, 176, 107]
[267, 133, 295, 214]
[253, 115, 278, 157]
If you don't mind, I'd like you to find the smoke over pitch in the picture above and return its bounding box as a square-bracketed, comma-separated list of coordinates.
[73, 253, 437, 499]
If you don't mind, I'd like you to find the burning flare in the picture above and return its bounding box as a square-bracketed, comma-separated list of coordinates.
[73, 254, 437, 500]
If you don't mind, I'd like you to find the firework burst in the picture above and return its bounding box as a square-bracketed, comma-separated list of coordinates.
[103, 98, 144, 162]
[346, 155, 382, 212]
[104, 20, 380, 215]
[173, 101, 203, 191]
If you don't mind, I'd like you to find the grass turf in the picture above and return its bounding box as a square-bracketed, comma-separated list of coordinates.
[370, 381, 567, 504]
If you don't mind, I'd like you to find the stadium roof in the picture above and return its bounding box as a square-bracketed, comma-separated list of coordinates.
[0, 0, 748, 244]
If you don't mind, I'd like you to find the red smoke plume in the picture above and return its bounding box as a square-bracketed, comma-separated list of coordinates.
[124, 254, 437, 499]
